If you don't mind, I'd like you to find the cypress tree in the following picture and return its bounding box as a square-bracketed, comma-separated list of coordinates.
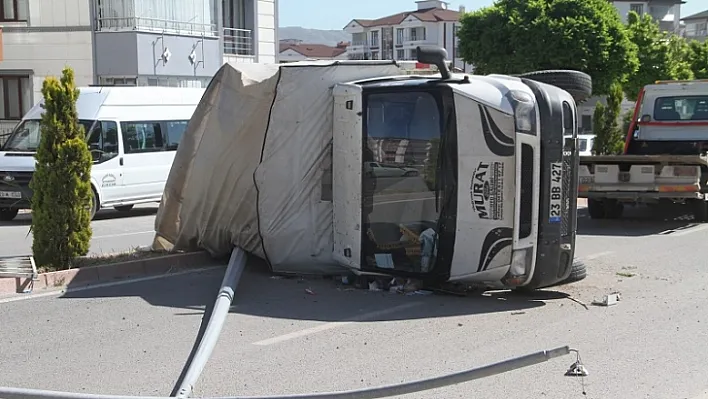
[30, 67, 93, 269]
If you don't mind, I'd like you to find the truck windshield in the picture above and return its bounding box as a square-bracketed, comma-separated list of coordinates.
[653, 96, 708, 121]
[2, 119, 96, 151]
[362, 90, 443, 273]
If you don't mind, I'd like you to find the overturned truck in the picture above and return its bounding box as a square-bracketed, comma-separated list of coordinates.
[152, 47, 592, 291]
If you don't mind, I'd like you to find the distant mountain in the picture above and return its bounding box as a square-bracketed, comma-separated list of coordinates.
[279, 26, 350, 46]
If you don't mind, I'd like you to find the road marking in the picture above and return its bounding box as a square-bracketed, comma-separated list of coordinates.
[657, 223, 708, 237]
[0, 266, 224, 305]
[584, 251, 614, 260]
[252, 302, 422, 346]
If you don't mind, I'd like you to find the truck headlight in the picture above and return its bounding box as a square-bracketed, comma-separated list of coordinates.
[510, 247, 533, 277]
[506, 90, 536, 134]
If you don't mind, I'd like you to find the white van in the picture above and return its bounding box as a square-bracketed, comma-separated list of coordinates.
[0, 86, 205, 221]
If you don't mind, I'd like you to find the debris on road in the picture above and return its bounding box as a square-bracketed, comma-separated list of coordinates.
[592, 292, 621, 306]
[304, 288, 316, 295]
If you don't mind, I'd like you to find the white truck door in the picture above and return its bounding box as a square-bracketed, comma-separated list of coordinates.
[331, 83, 363, 271]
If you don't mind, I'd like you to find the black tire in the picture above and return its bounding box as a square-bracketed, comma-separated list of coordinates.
[560, 259, 587, 285]
[587, 199, 606, 219]
[114, 204, 134, 212]
[692, 199, 708, 222]
[403, 171, 418, 177]
[0, 208, 19, 222]
[89, 189, 98, 220]
[517, 70, 593, 103]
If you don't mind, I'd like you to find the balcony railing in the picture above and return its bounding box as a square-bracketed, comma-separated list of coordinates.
[96, 16, 217, 36]
[223, 27, 254, 56]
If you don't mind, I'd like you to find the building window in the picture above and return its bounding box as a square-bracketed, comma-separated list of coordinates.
[120, 121, 165, 153]
[410, 48, 417, 60]
[371, 51, 379, 60]
[630, 4, 644, 15]
[370, 30, 379, 47]
[697, 22, 708, 36]
[1, 0, 28, 21]
[396, 28, 404, 45]
[0, 76, 31, 120]
[98, 76, 138, 86]
[396, 49, 405, 60]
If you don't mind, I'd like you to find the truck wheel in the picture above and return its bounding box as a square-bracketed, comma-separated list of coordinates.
[692, 199, 708, 222]
[0, 208, 19, 222]
[562, 259, 588, 284]
[587, 199, 606, 219]
[604, 200, 624, 219]
[517, 70, 593, 103]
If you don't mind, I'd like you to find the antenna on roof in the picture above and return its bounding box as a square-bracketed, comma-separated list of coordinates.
[416, 45, 450, 80]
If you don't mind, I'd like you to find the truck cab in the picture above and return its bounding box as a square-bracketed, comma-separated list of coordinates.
[332, 48, 590, 290]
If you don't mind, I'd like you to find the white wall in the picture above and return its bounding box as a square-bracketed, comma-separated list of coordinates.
[0, 0, 93, 130]
[256, 0, 277, 63]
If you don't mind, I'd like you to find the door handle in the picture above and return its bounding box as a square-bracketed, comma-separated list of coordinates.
[119, 157, 124, 166]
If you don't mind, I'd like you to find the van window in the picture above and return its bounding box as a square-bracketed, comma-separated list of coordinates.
[3, 119, 95, 152]
[653, 96, 708, 121]
[165, 120, 189, 150]
[87, 121, 119, 163]
[120, 121, 164, 153]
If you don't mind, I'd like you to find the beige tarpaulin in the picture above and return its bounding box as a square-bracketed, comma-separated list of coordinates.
[152, 60, 403, 274]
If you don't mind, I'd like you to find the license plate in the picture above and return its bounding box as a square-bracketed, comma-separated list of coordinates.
[549, 162, 563, 223]
[0, 191, 21, 199]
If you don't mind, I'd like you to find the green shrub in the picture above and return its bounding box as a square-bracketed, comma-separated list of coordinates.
[30, 67, 93, 269]
[592, 82, 626, 155]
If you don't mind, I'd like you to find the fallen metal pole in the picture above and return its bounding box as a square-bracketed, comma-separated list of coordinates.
[172, 247, 248, 398]
[0, 345, 572, 399]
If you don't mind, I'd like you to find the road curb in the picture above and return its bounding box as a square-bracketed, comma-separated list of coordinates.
[0, 251, 223, 296]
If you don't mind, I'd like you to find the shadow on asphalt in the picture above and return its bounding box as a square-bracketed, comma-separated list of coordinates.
[0, 206, 158, 227]
[577, 203, 702, 237]
[61, 258, 567, 322]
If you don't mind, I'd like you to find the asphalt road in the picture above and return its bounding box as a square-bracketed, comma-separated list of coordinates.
[0, 204, 159, 257]
[2, 205, 708, 398]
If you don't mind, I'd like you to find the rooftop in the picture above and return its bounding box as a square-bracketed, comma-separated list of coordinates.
[681, 9, 708, 21]
[279, 42, 348, 58]
[344, 7, 460, 29]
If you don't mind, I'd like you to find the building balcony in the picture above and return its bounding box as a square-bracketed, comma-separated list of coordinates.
[223, 27, 254, 56]
[96, 16, 217, 37]
[394, 36, 434, 47]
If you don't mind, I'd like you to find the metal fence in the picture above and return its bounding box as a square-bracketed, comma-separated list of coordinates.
[223, 27, 254, 56]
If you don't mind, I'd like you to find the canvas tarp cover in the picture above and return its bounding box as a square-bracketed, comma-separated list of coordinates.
[152, 60, 402, 274]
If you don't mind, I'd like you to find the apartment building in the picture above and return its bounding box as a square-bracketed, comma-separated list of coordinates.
[343, 0, 472, 72]
[612, 0, 683, 33]
[0, 0, 277, 132]
[682, 10, 708, 42]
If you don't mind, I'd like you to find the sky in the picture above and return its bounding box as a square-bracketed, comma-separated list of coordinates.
[278, 0, 707, 30]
